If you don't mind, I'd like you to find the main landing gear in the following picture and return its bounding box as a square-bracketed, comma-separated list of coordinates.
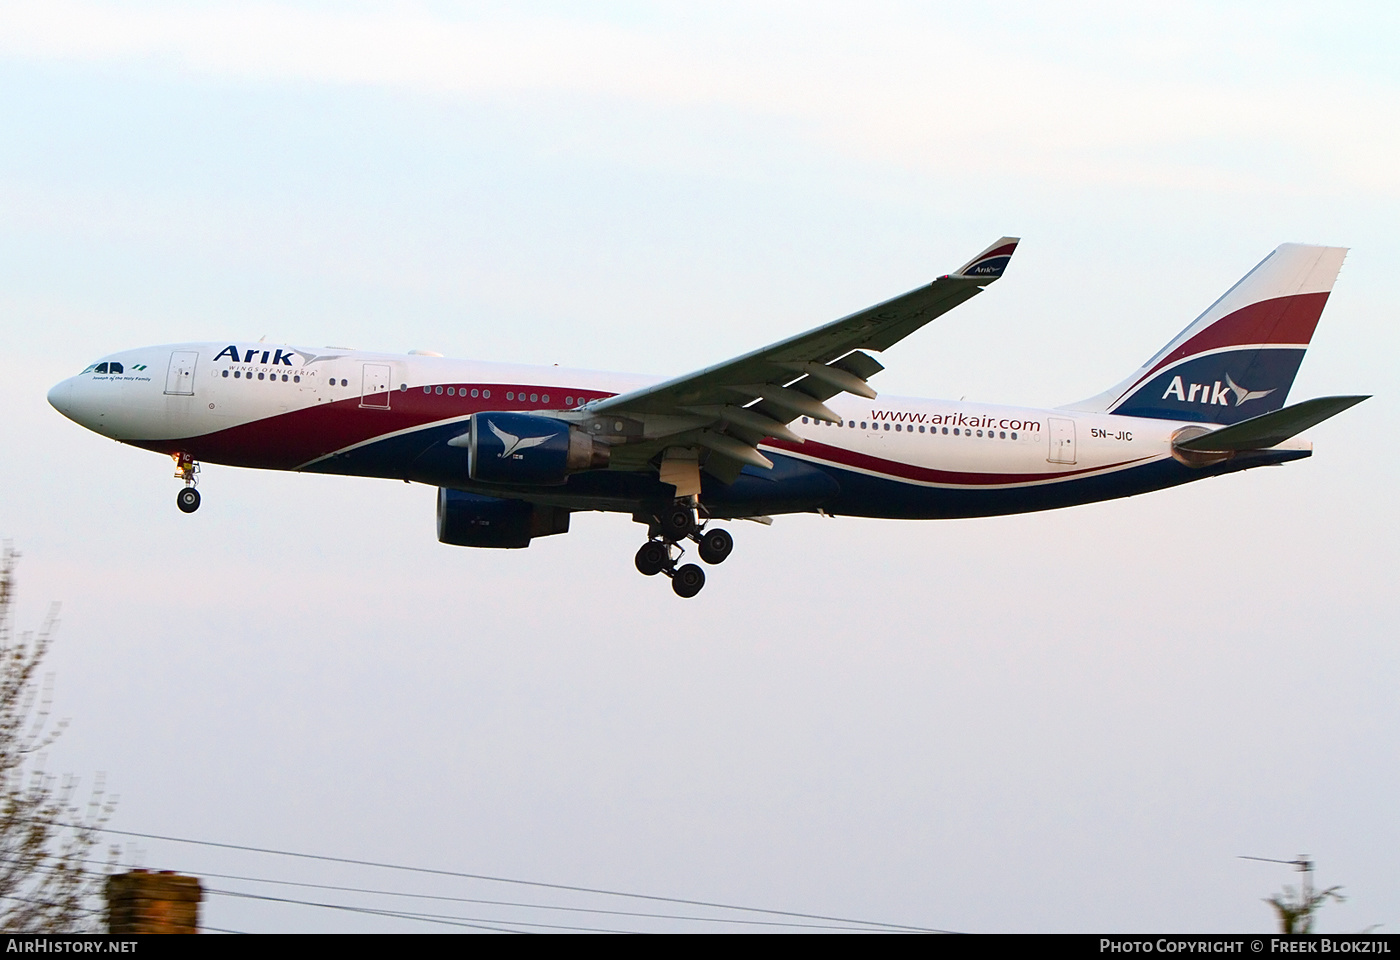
[634, 501, 734, 598]
[173, 452, 201, 514]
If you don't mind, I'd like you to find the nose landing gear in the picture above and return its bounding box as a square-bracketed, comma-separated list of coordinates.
[173, 452, 201, 514]
[634, 500, 733, 598]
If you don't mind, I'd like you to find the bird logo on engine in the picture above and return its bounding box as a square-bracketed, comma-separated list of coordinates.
[488, 420, 552, 459]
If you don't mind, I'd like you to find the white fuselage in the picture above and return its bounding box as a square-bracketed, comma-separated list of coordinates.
[47, 341, 1310, 520]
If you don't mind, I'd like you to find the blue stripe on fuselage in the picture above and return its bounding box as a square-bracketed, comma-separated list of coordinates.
[816, 447, 1308, 519]
[303, 416, 1309, 520]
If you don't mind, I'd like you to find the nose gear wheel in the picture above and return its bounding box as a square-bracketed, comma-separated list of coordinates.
[172, 452, 202, 513]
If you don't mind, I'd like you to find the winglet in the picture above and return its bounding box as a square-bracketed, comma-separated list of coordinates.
[951, 237, 1020, 281]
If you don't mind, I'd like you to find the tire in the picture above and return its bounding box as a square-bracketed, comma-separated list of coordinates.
[657, 504, 696, 541]
[671, 563, 705, 598]
[176, 488, 201, 514]
[697, 527, 733, 565]
[634, 541, 669, 576]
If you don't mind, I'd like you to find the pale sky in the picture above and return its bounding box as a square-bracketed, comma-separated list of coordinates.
[1, 1, 1396, 932]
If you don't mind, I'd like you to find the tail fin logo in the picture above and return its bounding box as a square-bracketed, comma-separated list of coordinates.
[1161, 374, 1276, 409]
[1224, 373, 1276, 407]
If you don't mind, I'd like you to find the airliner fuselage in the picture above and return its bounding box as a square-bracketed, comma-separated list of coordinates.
[46, 239, 1365, 597]
[47, 345, 1308, 520]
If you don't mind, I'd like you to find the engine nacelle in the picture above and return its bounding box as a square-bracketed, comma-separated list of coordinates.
[1170, 425, 1233, 468]
[436, 488, 570, 549]
[462, 412, 609, 485]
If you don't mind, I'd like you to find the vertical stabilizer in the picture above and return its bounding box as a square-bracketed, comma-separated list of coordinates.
[1067, 244, 1347, 424]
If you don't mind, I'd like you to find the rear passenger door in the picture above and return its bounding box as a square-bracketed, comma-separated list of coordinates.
[1047, 417, 1076, 464]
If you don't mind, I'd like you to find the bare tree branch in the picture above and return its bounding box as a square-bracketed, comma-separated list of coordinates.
[0, 544, 116, 932]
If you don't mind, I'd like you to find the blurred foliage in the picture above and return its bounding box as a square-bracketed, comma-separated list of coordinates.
[1266, 882, 1344, 935]
[0, 544, 115, 933]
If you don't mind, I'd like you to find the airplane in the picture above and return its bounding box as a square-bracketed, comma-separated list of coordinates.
[46, 239, 1368, 598]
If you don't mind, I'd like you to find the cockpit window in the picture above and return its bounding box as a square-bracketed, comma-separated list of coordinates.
[94, 363, 108, 374]
[81, 364, 97, 375]
[108, 362, 123, 374]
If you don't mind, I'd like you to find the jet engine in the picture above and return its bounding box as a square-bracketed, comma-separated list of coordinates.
[1169, 425, 1232, 468]
[436, 488, 570, 549]
[454, 412, 609, 485]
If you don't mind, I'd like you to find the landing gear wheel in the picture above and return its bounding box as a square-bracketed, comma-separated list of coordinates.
[697, 527, 733, 565]
[176, 487, 201, 514]
[658, 503, 697, 541]
[635, 541, 670, 576]
[671, 563, 705, 598]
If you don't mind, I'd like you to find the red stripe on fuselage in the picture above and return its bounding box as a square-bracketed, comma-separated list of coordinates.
[763, 438, 1154, 486]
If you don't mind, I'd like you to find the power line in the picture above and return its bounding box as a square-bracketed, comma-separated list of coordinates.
[55, 821, 944, 932]
[209, 888, 641, 934]
[137, 864, 891, 931]
[58, 855, 893, 932]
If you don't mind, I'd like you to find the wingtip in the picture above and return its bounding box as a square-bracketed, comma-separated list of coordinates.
[953, 237, 1020, 280]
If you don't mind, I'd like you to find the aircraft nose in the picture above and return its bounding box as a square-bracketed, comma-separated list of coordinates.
[47, 379, 74, 419]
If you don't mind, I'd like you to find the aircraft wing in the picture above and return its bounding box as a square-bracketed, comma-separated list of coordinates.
[585, 237, 1019, 482]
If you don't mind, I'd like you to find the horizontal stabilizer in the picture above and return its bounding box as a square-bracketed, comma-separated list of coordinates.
[1174, 395, 1369, 452]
